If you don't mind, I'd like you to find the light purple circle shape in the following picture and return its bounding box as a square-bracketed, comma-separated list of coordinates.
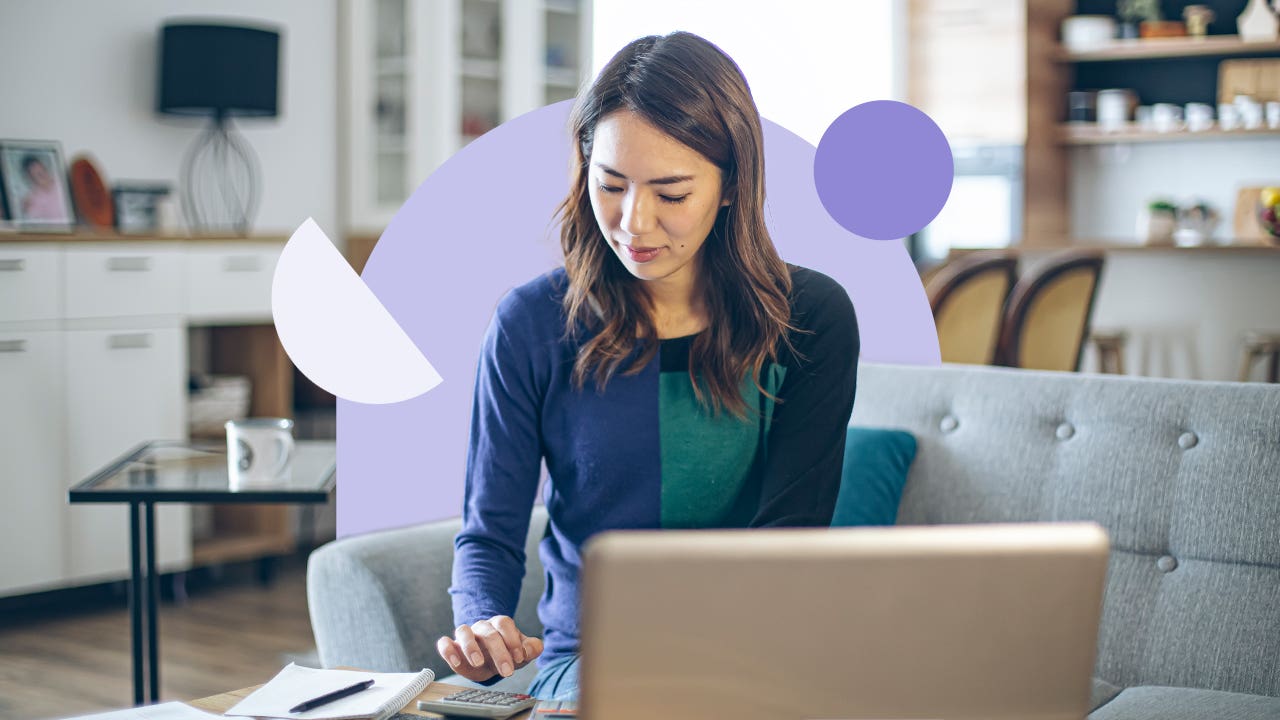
[336, 102, 940, 538]
[814, 100, 954, 241]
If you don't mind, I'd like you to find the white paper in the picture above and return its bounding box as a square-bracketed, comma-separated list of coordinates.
[63, 702, 224, 720]
[224, 663, 433, 720]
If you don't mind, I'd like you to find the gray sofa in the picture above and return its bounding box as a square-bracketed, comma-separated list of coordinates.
[308, 363, 1280, 718]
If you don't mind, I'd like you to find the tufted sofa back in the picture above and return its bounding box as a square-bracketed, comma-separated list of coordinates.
[849, 363, 1280, 697]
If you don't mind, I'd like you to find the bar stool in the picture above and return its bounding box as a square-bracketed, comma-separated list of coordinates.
[1090, 330, 1127, 375]
[1238, 331, 1280, 383]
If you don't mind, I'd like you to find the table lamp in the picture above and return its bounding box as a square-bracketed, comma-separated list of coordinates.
[158, 21, 280, 234]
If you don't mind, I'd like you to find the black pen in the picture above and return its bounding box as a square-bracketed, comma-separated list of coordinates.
[289, 678, 376, 713]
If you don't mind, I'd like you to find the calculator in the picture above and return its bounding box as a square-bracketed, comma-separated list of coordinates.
[417, 688, 538, 718]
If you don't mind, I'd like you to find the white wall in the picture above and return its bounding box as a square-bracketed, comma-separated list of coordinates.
[1082, 251, 1280, 382]
[592, 0, 901, 146]
[0, 0, 337, 237]
[1069, 139, 1279, 241]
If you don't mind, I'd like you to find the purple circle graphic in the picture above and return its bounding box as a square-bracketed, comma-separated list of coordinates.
[337, 102, 940, 538]
[814, 100, 954, 241]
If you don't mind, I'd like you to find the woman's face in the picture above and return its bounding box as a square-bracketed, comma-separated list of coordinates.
[588, 109, 729, 286]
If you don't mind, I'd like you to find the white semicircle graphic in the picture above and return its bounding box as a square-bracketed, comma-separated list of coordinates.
[272, 218, 441, 404]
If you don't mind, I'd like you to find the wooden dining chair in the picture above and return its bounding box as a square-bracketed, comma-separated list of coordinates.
[996, 251, 1106, 372]
[925, 252, 1019, 365]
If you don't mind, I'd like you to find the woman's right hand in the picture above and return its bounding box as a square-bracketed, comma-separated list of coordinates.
[436, 615, 544, 682]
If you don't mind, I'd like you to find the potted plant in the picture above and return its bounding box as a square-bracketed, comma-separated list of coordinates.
[1116, 0, 1149, 38]
[1174, 200, 1220, 246]
[1138, 198, 1178, 245]
[1119, 0, 1188, 39]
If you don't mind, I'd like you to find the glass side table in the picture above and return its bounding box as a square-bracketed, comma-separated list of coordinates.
[69, 440, 336, 705]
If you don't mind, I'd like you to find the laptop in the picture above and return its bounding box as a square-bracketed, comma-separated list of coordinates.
[578, 522, 1109, 720]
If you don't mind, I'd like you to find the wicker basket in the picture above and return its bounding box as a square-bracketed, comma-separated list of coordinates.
[188, 375, 252, 438]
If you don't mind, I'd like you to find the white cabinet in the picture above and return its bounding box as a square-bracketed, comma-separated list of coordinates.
[340, 0, 593, 233]
[0, 238, 283, 597]
[64, 326, 189, 581]
[0, 329, 66, 595]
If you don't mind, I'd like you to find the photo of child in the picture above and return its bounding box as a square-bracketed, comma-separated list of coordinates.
[0, 140, 75, 229]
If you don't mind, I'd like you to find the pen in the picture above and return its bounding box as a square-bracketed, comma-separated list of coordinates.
[289, 678, 376, 713]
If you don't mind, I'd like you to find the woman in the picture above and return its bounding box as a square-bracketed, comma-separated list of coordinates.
[438, 31, 859, 702]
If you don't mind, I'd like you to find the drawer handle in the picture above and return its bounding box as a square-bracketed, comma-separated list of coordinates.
[108, 333, 153, 350]
[223, 256, 262, 272]
[107, 257, 152, 272]
[0, 339, 27, 353]
[0, 259, 25, 272]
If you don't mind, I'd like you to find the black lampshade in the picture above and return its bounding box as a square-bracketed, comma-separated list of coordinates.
[158, 22, 280, 118]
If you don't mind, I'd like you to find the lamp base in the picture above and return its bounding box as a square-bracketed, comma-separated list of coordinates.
[180, 115, 260, 234]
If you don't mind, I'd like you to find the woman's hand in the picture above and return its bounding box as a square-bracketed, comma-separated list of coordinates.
[437, 615, 544, 682]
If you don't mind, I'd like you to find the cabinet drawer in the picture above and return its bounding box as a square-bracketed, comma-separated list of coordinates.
[0, 244, 61, 323]
[185, 243, 282, 321]
[64, 244, 184, 319]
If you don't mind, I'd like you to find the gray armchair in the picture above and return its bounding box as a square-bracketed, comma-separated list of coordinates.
[307, 506, 549, 692]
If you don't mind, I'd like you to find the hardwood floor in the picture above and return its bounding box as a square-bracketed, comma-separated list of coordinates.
[0, 558, 317, 720]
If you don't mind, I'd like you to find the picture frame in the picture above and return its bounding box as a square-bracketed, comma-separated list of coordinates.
[0, 139, 76, 232]
[113, 182, 171, 234]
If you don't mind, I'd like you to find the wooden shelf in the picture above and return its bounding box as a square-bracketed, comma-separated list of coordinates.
[953, 242, 1280, 255]
[1057, 35, 1280, 62]
[1060, 124, 1280, 145]
[0, 230, 287, 244]
[191, 531, 295, 566]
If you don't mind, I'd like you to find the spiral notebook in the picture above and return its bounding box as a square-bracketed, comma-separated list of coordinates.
[224, 663, 434, 720]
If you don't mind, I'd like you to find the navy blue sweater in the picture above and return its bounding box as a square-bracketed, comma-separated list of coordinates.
[450, 264, 859, 669]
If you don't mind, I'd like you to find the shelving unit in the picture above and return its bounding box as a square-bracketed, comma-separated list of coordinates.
[340, 0, 593, 235]
[1056, 35, 1280, 62]
[1022, 0, 1280, 247]
[954, 240, 1279, 254]
[1059, 124, 1280, 144]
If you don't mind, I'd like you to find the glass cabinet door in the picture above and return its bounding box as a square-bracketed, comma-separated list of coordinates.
[341, 0, 593, 233]
[460, 0, 503, 147]
[374, 0, 409, 205]
[543, 0, 584, 106]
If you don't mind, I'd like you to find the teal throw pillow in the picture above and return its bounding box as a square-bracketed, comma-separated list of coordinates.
[831, 427, 917, 527]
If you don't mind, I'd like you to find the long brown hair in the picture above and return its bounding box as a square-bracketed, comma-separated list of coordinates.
[557, 31, 794, 418]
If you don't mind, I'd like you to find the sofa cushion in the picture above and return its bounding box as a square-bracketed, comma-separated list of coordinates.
[1088, 685, 1280, 720]
[831, 427, 916, 527]
[1091, 676, 1124, 711]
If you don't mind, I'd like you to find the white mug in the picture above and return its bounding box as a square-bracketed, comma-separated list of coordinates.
[1184, 103, 1213, 132]
[226, 418, 295, 488]
[1097, 89, 1134, 131]
[1151, 103, 1182, 132]
[1135, 106, 1155, 131]
[1218, 103, 1241, 130]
